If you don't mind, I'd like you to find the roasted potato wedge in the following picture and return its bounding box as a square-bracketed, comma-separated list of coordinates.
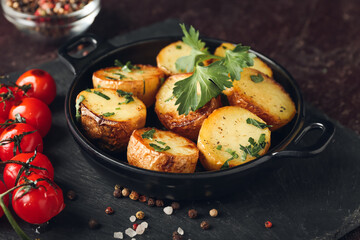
[214, 42, 273, 77]
[76, 88, 146, 151]
[155, 73, 222, 141]
[198, 106, 271, 171]
[224, 68, 296, 130]
[92, 64, 165, 107]
[127, 128, 199, 173]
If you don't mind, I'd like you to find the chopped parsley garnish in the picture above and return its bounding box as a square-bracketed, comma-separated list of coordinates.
[176, 45, 182, 49]
[115, 107, 121, 110]
[97, 85, 101, 88]
[155, 140, 166, 145]
[116, 90, 134, 104]
[220, 148, 239, 170]
[160, 77, 165, 84]
[165, 95, 175, 102]
[250, 73, 264, 83]
[93, 91, 110, 100]
[102, 112, 115, 117]
[113, 72, 126, 79]
[106, 76, 117, 80]
[246, 118, 272, 129]
[239, 134, 267, 161]
[75, 95, 85, 121]
[141, 128, 156, 139]
[85, 89, 92, 92]
[114, 60, 140, 72]
[173, 24, 256, 115]
[216, 145, 222, 150]
[149, 143, 171, 152]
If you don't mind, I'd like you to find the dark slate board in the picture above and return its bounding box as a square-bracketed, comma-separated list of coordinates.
[1, 19, 360, 240]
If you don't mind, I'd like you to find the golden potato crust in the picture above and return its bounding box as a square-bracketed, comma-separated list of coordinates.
[155, 73, 222, 141]
[224, 68, 296, 130]
[197, 106, 271, 171]
[76, 88, 146, 152]
[92, 64, 165, 107]
[127, 128, 199, 173]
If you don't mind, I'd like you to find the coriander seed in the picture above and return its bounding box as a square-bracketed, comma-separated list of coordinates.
[136, 211, 145, 219]
[114, 184, 122, 190]
[113, 189, 122, 198]
[122, 188, 130, 197]
[209, 208, 218, 217]
[171, 202, 180, 210]
[200, 221, 210, 230]
[188, 209, 197, 219]
[129, 191, 139, 201]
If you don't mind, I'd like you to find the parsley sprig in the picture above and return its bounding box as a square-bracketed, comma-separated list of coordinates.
[173, 24, 256, 115]
[246, 118, 272, 129]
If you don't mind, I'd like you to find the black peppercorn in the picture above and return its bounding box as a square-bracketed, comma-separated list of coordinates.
[66, 190, 76, 200]
[147, 198, 155, 207]
[188, 209, 197, 219]
[155, 199, 164, 207]
[113, 189, 122, 198]
[88, 219, 99, 229]
[200, 221, 210, 230]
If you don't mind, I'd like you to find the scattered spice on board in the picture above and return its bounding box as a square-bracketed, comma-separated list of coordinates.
[105, 207, 114, 215]
[265, 221, 273, 228]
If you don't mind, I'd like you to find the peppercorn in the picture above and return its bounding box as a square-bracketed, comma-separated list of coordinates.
[172, 231, 182, 240]
[209, 208, 218, 217]
[265, 221, 273, 228]
[188, 209, 198, 219]
[88, 218, 99, 229]
[139, 195, 147, 203]
[114, 184, 122, 190]
[133, 223, 138, 230]
[171, 202, 180, 210]
[66, 190, 76, 200]
[122, 188, 130, 197]
[155, 199, 164, 207]
[113, 189, 122, 198]
[129, 191, 139, 201]
[135, 211, 145, 220]
[147, 198, 155, 207]
[200, 221, 210, 230]
[105, 207, 114, 215]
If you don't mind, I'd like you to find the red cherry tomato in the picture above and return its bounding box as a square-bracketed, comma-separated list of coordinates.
[12, 173, 65, 224]
[9, 98, 52, 137]
[0, 85, 21, 119]
[3, 151, 54, 188]
[0, 180, 9, 218]
[16, 69, 56, 105]
[0, 117, 6, 135]
[0, 123, 43, 162]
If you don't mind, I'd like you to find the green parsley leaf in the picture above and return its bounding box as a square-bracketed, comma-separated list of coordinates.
[75, 95, 85, 121]
[85, 89, 92, 92]
[220, 148, 239, 170]
[114, 60, 140, 73]
[114, 59, 123, 67]
[113, 72, 126, 79]
[141, 128, 156, 139]
[239, 134, 267, 161]
[149, 143, 171, 152]
[216, 145, 222, 150]
[155, 140, 166, 145]
[173, 61, 232, 115]
[116, 90, 134, 104]
[106, 76, 117, 80]
[93, 91, 110, 100]
[102, 112, 115, 117]
[97, 85, 101, 88]
[160, 77, 165, 84]
[250, 73, 264, 83]
[179, 23, 206, 51]
[115, 107, 121, 110]
[246, 118, 272, 129]
[176, 45, 182, 49]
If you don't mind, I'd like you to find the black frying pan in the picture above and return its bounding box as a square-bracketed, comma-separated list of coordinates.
[59, 34, 335, 200]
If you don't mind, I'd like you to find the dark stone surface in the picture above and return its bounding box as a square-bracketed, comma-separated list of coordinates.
[0, 1, 359, 239]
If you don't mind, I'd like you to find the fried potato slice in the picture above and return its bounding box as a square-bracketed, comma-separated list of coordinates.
[197, 106, 271, 171]
[127, 128, 199, 173]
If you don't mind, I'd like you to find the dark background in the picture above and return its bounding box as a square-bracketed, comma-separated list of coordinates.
[0, 0, 360, 239]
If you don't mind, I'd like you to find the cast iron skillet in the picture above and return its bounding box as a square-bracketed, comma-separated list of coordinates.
[59, 34, 335, 200]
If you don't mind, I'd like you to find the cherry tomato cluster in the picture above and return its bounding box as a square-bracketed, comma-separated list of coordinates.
[0, 69, 65, 226]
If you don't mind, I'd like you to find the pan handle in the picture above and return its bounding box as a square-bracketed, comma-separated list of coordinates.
[58, 33, 116, 75]
[272, 119, 335, 158]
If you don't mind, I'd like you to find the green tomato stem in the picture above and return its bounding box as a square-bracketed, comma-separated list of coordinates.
[0, 184, 33, 240]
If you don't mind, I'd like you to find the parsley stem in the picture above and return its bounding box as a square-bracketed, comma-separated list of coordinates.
[0, 183, 33, 240]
